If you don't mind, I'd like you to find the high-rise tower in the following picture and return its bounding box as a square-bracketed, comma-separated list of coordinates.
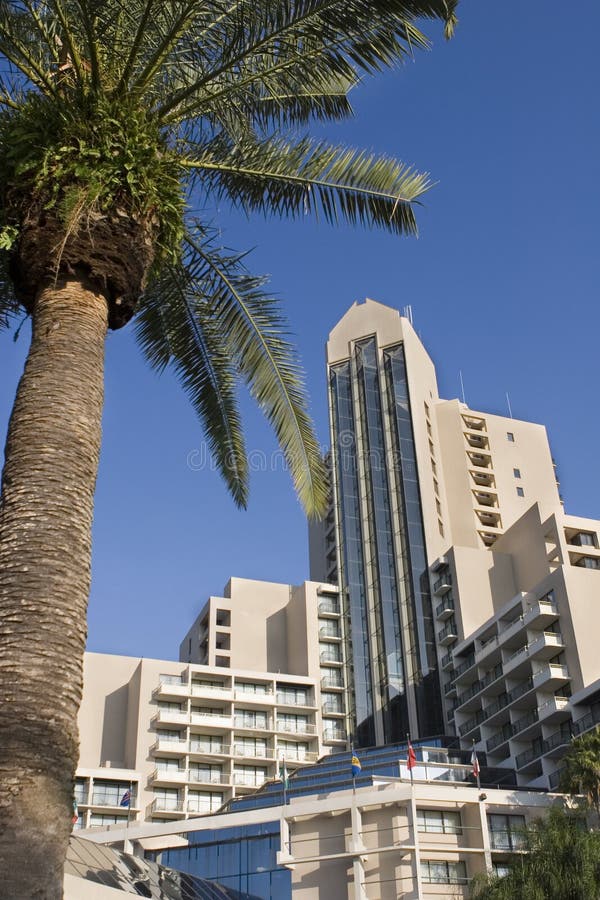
[324, 300, 445, 745]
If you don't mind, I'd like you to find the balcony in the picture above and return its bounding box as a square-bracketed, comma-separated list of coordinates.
[522, 597, 559, 630]
[152, 739, 189, 755]
[528, 632, 565, 660]
[234, 716, 270, 732]
[189, 743, 230, 758]
[458, 709, 486, 738]
[465, 432, 489, 450]
[515, 746, 543, 772]
[276, 693, 312, 707]
[188, 770, 227, 785]
[191, 683, 234, 701]
[190, 711, 233, 730]
[433, 573, 452, 596]
[573, 705, 600, 737]
[444, 680, 457, 699]
[321, 675, 344, 690]
[438, 620, 458, 647]
[441, 650, 455, 671]
[233, 773, 267, 788]
[542, 728, 572, 758]
[532, 664, 570, 691]
[233, 744, 273, 760]
[154, 679, 189, 700]
[453, 653, 476, 681]
[537, 696, 570, 724]
[319, 626, 341, 641]
[153, 709, 189, 727]
[323, 728, 346, 742]
[318, 600, 340, 617]
[276, 720, 316, 735]
[151, 799, 185, 815]
[436, 595, 455, 620]
[322, 701, 344, 715]
[151, 767, 188, 785]
[320, 650, 342, 665]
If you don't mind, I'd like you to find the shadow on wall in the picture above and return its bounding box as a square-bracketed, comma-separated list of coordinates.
[100, 684, 128, 767]
[266, 608, 288, 673]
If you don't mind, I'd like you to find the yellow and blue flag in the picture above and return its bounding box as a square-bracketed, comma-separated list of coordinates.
[351, 753, 361, 778]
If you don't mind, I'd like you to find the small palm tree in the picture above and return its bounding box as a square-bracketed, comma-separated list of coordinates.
[470, 807, 600, 900]
[559, 727, 600, 819]
[0, 1, 458, 895]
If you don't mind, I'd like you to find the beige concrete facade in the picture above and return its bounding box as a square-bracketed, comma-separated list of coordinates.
[83, 768, 562, 900]
[77, 578, 346, 829]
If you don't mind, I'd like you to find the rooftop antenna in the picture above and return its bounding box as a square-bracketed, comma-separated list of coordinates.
[459, 370, 466, 405]
[506, 392, 513, 419]
[402, 304, 414, 325]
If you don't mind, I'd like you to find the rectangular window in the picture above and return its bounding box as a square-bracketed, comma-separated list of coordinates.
[153, 788, 180, 811]
[513, 468, 521, 478]
[420, 860, 467, 885]
[74, 778, 88, 805]
[156, 758, 184, 773]
[278, 740, 309, 761]
[234, 709, 268, 729]
[189, 763, 223, 784]
[234, 766, 267, 787]
[507, 432, 515, 441]
[276, 685, 309, 705]
[89, 813, 128, 828]
[156, 729, 183, 743]
[191, 735, 223, 754]
[277, 713, 309, 733]
[488, 814, 526, 850]
[417, 809, 462, 835]
[188, 791, 223, 814]
[236, 682, 270, 695]
[234, 737, 268, 757]
[517, 487, 525, 497]
[91, 781, 133, 807]
[157, 701, 183, 711]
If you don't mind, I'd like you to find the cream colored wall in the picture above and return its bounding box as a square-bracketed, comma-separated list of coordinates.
[226, 577, 291, 672]
[435, 400, 481, 549]
[492, 505, 552, 592]
[561, 565, 600, 693]
[78, 653, 141, 769]
[449, 546, 515, 640]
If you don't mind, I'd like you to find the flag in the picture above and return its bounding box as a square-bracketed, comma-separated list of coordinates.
[407, 741, 417, 771]
[120, 789, 131, 808]
[351, 753, 361, 779]
[72, 800, 78, 825]
[279, 758, 289, 789]
[471, 748, 480, 779]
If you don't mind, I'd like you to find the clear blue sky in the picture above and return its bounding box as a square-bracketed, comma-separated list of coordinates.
[1, 1, 599, 660]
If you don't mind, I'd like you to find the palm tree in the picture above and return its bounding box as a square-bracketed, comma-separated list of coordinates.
[470, 807, 600, 900]
[0, 1, 458, 896]
[559, 727, 600, 819]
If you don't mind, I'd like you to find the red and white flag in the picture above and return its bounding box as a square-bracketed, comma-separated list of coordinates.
[407, 740, 417, 770]
[471, 748, 480, 779]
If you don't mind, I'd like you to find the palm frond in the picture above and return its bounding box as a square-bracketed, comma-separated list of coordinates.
[182, 135, 431, 236]
[136, 258, 249, 506]
[180, 228, 328, 517]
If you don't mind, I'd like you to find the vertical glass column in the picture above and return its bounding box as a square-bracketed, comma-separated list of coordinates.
[384, 344, 443, 737]
[355, 339, 409, 741]
[329, 363, 375, 747]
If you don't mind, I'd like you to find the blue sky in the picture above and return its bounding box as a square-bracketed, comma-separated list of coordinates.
[1, 1, 599, 660]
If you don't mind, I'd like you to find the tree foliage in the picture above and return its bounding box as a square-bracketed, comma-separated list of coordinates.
[559, 727, 600, 818]
[470, 807, 600, 900]
[0, 0, 458, 513]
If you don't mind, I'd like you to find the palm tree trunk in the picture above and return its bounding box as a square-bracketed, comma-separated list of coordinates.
[0, 276, 108, 900]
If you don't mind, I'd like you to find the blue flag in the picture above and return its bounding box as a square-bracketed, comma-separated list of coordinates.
[351, 753, 361, 778]
[120, 789, 131, 808]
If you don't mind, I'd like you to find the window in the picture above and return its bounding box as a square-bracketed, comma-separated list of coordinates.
[507, 432, 515, 442]
[236, 682, 269, 695]
[234, 765, 267, 787]
[234, 709, 268, 729]
[188, 791, 223, 814]
[277, 713, 309, 733]
[216, 609, 231, 627]
[420, 860, 467, 885]
[189, 763, 222, 784]
[276, 685, 309, 705]
[513, 468, 521, 478]
[153, 788, 180, 811]
[278, 740, 309, 761]
[575, 557, 600, 569]
[488, 814, 526, 850]
[191, 735, 223, 754]
[156, 729, 183, 743]
[91, 780, 132, 807]
[89, 813, 128, 828]
[74, 779, 88, 805]
[493, 862, 511, 878]
[157, 701, 183, 711]
[234, 737, 268, 757]
[156, 758, 184, 773]
[516, 487, 525, 497]
[417, 809, 462, 835]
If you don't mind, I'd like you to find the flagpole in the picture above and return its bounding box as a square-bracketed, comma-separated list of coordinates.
[406, 734, 414, 787]
[472, 740, 481, 791]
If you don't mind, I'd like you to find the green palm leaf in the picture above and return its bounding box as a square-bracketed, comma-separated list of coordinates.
[136, 258, 249, 506]
[180, 228, 328, 517]
[183, 135, 431, 235]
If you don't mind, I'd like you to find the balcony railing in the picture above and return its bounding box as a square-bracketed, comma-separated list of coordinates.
[322, 701, 344, 714]
[189, 743, 229, 756]
[515, 746, 541, 769]
[318, 600, 340, 616]
[542, 729, 572, 755]
[276, 693, 310, 706]
[438, 620, 458, 645]
[323, 728, 347, 742]
[320, 650, 342, 664]
[233, 744, 272, 759]
[319, 626, 341, 640]
[151, 799, 184, 813]
[321, 675, 343, 689]
[276, 720, 315, 735]
[233, 774, 267, 787]
[234, 717, 269, 730]
[453, 654, 476, 679]
[436, 595, 455, 618]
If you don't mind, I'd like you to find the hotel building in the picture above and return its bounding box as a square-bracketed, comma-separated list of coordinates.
[75, 577, 345, 829]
